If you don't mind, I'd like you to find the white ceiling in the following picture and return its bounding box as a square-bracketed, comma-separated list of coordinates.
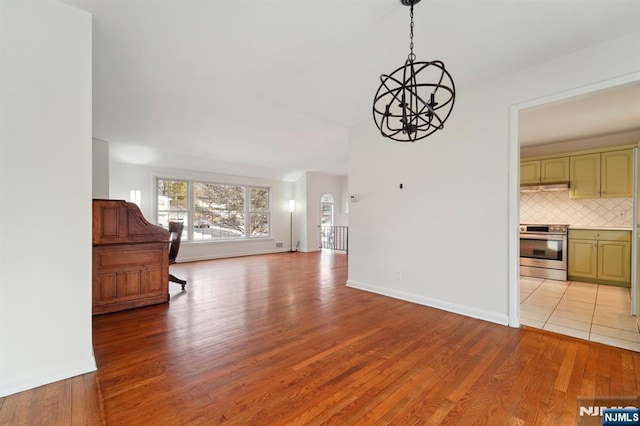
[519, 82, 640, 147]
[59, 0, 640, 181]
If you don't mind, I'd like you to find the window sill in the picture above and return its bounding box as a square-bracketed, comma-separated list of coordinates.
[183, 237, 273, 246]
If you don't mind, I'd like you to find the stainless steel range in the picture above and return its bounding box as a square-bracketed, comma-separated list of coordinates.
[519, 224, 568, 281]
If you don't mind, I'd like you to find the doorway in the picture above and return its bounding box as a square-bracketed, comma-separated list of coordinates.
[510, 75, 640, 351]
[321, 193, 334, 227]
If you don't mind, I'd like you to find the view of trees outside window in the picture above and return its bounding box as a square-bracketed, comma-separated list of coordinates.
[250, 187, 269, 237]
[157, 178, 270, 242]
[193, 183, 245, 240]
[157, 179, 188, 239]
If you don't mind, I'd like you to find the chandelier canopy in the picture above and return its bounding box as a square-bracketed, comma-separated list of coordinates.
[373, 0, 456, 142]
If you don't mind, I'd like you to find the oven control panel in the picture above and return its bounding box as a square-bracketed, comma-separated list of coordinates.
[520, 224, 568, 234]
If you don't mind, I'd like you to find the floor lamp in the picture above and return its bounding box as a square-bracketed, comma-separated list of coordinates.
[288, 200, 295, 252]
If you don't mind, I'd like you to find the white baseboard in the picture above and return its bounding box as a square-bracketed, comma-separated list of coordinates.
[295, 248, 321, 253]
[177, 248, 292, 263]
[0, 355, 97, 398]
[346, 280, 509, 326]
[177, 247, 323, 262]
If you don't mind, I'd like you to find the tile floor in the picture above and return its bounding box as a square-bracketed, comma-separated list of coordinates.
[520, 276, 640, 352]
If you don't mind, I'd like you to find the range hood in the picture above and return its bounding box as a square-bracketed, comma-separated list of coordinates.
[520, 182, 569, 192]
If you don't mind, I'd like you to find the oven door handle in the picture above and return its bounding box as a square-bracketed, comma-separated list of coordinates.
[519, 234, 565, 241]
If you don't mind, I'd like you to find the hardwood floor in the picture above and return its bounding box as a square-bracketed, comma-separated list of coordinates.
[2, 251, 640, 425]
[0, 372, 104, 425]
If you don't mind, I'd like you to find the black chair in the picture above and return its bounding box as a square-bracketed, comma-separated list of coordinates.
[168, 221, 187, 290]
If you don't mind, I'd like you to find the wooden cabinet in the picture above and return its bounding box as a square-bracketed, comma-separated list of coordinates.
[601, 149, 634, 198]
[93, 243, 169, 314]
[541, 157, 570, 184]
[599, 240, 631, 284]
[569, 153, 600, 199]
[93, 199, 170, 315]
[568, 229, 631, 287]
[568, 238, 598, 280]
[520, 160, 541, 185]
[521, 157, 569, 186]
[569, 149, 633, 199]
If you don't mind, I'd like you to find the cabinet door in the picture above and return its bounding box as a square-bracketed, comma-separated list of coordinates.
[570, 153, 600, 199]
[93, 243, 169, 315]
[568, 239, 598, 279]
[598, 240, 631, 284]
[520, 160, 541, 185]
[601, 149, 633, 198]
[540, 157, 569, 184]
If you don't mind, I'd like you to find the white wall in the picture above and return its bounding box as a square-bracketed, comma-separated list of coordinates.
[293, 173, 308, 251]
[333, 175, 349, 226]
[109, 162, 296, 261]
[348, 31, 640, 326]
[92, 139, 109, 198]
[299, 172, 349, 252]
[0, 0, 95, 396]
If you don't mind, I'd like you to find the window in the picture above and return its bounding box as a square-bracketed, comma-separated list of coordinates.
[250, 187, 270, 237]
[157, 178, 270, 242]
[320, 193, 334, 226]
[157, 179, 188, 239]
[193, 182, 245, 240]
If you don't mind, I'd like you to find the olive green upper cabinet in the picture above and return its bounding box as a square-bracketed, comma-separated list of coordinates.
[570, 153, 600, 199]
[520, 160, 541, 185]
[601, 149, 634, 198]
[570, 149, 633, 199]
[540, 157, 570, 184]
[520, 157, 569, 186]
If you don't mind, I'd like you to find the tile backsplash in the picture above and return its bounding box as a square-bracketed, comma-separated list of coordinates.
[520, 190, 633, 228]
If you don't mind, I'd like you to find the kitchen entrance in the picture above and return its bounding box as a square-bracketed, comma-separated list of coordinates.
[514, 80, 640, 351]
[519, 277, 638, 351]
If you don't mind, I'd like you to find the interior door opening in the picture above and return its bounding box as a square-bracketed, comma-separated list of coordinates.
[513, 79, 640, 350]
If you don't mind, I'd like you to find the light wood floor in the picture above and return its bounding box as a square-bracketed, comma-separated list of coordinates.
[2, 251, 640, 425]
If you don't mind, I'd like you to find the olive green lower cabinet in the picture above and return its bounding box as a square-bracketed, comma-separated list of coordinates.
[568, 229, 631, 287]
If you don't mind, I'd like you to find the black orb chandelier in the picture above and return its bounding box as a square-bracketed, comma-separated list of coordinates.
[373, 0, 456, 142]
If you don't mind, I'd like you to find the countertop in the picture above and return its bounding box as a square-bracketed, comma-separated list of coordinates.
[569, 226, 632, 231]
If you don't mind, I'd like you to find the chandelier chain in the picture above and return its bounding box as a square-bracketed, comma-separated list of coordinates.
[372, 0, 456, 142]
[408, 4, 415, 62]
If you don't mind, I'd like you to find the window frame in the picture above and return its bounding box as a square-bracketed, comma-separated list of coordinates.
[155, 177, 272, 243]
[320, 193, 334, 227]
[248, 186, 271, 238]
[156, 178, 190, 240]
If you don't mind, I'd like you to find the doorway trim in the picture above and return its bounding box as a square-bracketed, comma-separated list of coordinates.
[320, 193, 335, 227]
[508, 71, 640, 328]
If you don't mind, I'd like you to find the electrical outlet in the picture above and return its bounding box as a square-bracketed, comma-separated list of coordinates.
[395, 270, 402, 280]
[275, 242, 283, 248]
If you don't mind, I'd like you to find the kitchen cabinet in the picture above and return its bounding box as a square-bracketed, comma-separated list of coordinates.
[569, 149, 633, 199]
[569, 153, 599, 199]
[520, 157, 569, 186]
[602, 149, 634, 198]
[568, 238, 598, 280]
[520, 160, 540, 185]
[568, 229, 631, 287]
